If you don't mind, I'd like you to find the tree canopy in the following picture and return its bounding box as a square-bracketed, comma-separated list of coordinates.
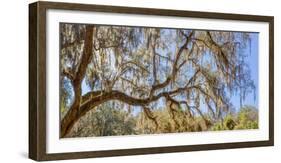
[60, 23, 256, 137]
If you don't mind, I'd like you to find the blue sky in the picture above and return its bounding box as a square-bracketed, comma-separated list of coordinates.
[229, 33, 259, 111]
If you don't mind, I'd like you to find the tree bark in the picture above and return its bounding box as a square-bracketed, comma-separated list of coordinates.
[61, 26, 94, 138]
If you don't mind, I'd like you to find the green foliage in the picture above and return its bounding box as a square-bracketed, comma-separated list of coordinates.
[235, 105, 258, 129]
[69, 102, 137, 137]
[212, 105, 258, 131]
[68, 104, 258, 137]
[212, 115, 236, 131]
[134, 107, 211, 134]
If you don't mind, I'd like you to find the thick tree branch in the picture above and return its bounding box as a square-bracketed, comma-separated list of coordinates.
[61, 25, 94, 137]
[68, 82, 201, 131]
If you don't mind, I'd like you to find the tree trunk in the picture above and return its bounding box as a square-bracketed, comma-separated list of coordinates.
[61, 26, 94, 138]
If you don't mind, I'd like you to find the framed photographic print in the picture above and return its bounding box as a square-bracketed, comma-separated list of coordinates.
[29, 1, 274, 161]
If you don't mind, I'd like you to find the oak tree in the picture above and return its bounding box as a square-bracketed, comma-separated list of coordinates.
[60, 24, 254, 137]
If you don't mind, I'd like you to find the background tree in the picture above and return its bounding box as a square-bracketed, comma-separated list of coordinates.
[60, 23, 255, 137]
[68, 101, 136, 137]
[135, 107, 212, 134]
[212, 105, 258, 130]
